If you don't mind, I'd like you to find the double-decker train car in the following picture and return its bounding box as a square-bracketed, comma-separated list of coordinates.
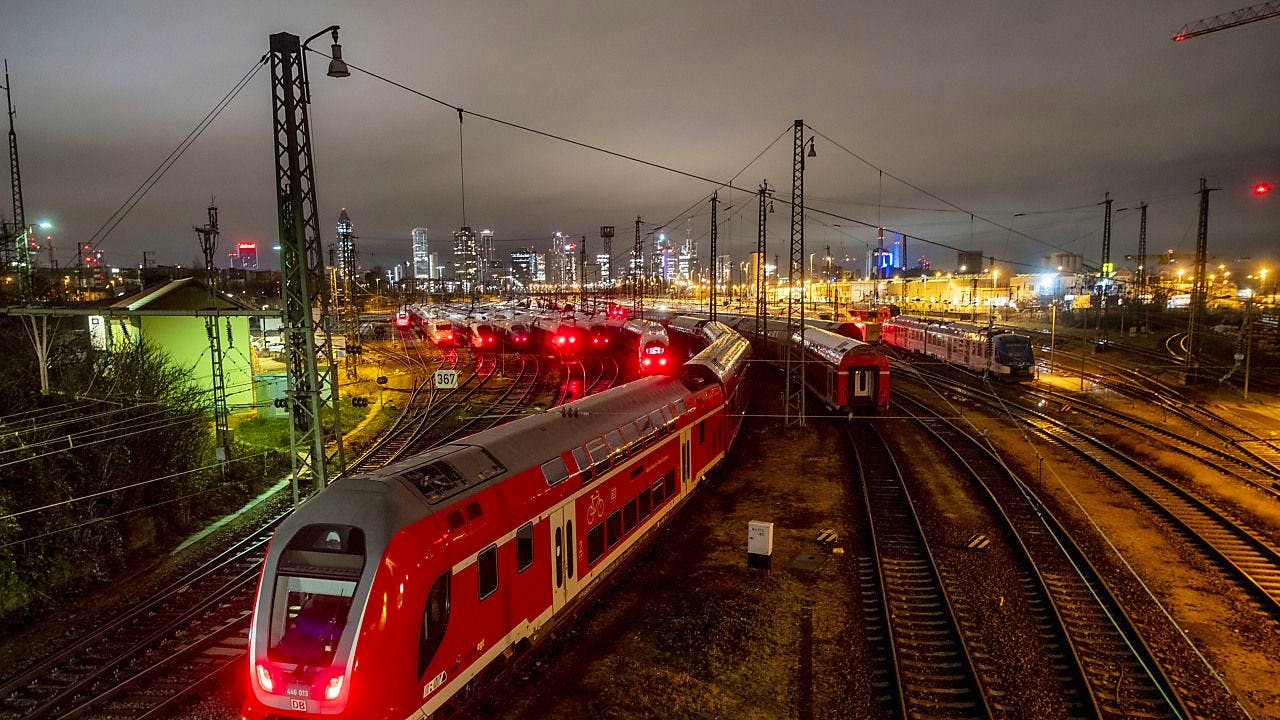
[242, 325, 752, 720]
[723, 316, 889, 413]
[882, 315, 1034, 378]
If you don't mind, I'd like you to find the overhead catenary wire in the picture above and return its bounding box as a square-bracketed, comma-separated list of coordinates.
[83, 56, 268, 255]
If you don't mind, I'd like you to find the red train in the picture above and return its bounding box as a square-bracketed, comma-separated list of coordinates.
[242, 323, 752, 720]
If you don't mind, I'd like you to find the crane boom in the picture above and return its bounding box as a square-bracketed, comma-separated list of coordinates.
[1173, 1, 1280, 41]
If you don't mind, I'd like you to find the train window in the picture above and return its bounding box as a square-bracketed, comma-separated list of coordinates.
[572, 447, 594, 483]
[466, 501, 483, 521]
[623, 498, 638, 534]
[587, 524, 605, 565]
[649, 410, 666, 437]
[604, 430, 625, 459]
[659, 406, 675, 430]
[638, 487, 652, 519]
[478, 546, 498, 600]
[417, 571, 451, 678]
[565, 520, 574, 578]
[673, 399, 688, 416]
[516, 523, 534, 573]
[587, 438, 612, 471]
[446, 511, 465, 530]
[541, 457, 569, 486]
[554, 528, 563, 587]
[651, 479, 664, 505]
[698, 421, 705, 444]
[663, 471, 676, 500]
[636, 415, 656, 445]
[606, 510, 622, 548]
[621, 422, 640, 448]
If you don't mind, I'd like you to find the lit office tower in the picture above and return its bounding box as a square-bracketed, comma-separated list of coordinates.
[478, 229, 497, 287]
[595, 253, 611, 283]
[453, 226, 478, 292]
[336, 208, 356, 281]
[237, 242, 258, 271]
[510, 247, 538, 287]
[411, 227, 430, 281]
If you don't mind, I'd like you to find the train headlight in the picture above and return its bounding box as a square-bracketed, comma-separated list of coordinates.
[256, 663, 275, 693]
[324, 673, 345, 700]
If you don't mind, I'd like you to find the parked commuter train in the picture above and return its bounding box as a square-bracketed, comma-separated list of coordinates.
[881, 316, 1034, 378]
[242, 324, 751, 720]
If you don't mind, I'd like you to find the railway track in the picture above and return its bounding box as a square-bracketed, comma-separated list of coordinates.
[846, 424, 991, 719]
[427, 353, 542, 448]
[901, 369, 1280, 620]
[0, 509, 291, 720]
[892, 394, 1187, 720]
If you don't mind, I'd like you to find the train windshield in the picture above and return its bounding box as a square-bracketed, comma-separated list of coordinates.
[268, 576, 356, 666]
[268, 524, 366, 667]
[996, 335, 1033, 363]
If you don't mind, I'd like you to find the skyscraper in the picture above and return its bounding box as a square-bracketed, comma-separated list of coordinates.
[336, 209, 356, 282]
[453, 227, 478, 292]
[411, 227, 430, 280]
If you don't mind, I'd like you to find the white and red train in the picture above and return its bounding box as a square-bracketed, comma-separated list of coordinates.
[670, 314, 890, 413]
[882, 315, 1035, 378]
[243, 323, 752, 720]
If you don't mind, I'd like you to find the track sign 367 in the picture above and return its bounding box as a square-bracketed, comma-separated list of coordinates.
[434, 370, 459, 389]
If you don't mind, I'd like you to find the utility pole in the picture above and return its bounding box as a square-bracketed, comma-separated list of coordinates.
[270, 30, 346, 499]
[784, 119, 808, 427]
[1096, 191, 1113, 341]
[632, 216, 643, 317]
[708, 192, 718, 321]
[195, 202, 231, 470]
[579, 234, 587, 307]
[1186, 176, 1216, 377]
[755, 181, 770, 337]
[1135, 202, 1148, 290]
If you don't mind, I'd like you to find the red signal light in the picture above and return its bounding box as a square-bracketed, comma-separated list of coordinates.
[1254, 182, 1273, 196]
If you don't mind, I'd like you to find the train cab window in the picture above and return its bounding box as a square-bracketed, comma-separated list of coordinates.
[478, 546, 498, 600]
[417, 571, 451, 678]
[587, 438, 612, 472]
[663, 470, 676, 500]
[639, 487, 652, 520]
[541, 457, 569, 486]
[587, 524, 605, 565]
[623, 498, 638, 534]
[565, 520, 574, 578]
[606, 510, 623, 548]
[516, 523, 534, 572]
[269, 524, 366, 666]
[573, 447, 594, 483]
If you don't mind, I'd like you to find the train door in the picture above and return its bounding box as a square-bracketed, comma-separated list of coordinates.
[549, 505, 579, 613]
[680, 429, 692, 490]
[850, 369, 875, 405]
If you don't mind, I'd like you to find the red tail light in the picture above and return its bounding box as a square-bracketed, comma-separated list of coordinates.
[324, 673, 345, 700]
[256, 663, 275, 693]
[642, 357, 652, 367]
[659, 357, 668, 366]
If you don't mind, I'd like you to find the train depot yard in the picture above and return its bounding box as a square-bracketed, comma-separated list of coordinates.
[0, 5, 1278, 719]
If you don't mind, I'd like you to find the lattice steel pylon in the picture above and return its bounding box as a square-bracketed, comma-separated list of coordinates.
[708, 192, 718, 322]
[270, 31, 344, 498]
[336, 208, 360, 380]
[1186, 177, 1216, 373]
[1096, 191, 1113, 338]
[632, 215, 643, 317]
[755, 181, 770, 337]
[3, 59, 29, 300]
[195, 203, 231, 470]
[784, 120, 807, 427]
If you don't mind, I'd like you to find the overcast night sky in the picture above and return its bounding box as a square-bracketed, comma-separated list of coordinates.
[0, 1, 1276, 274]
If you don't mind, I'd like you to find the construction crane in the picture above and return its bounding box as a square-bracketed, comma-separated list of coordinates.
[1172, 2, 1280, 41]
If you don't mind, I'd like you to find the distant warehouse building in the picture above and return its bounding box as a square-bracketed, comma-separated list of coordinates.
[93, 278, 259, 410]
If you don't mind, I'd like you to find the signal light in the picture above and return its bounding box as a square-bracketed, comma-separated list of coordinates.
[1255, 182, 1273, 196]
[256, 663, 275, 693]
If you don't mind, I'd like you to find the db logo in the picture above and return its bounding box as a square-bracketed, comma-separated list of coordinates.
[586, 492, 605, 524]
